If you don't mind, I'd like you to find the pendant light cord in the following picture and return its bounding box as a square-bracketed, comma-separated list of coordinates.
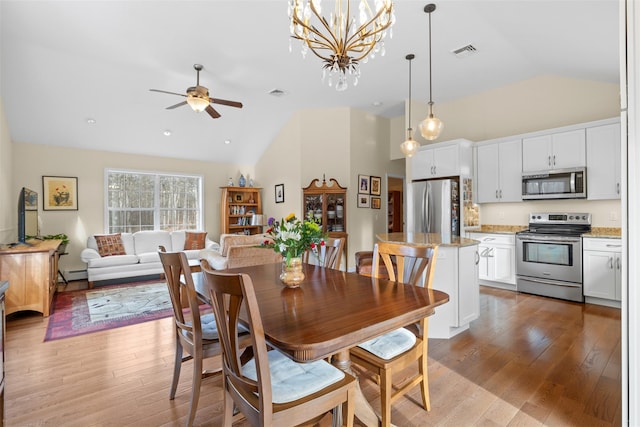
[407, 54, 413, 130]
[428, 9, 433, 105]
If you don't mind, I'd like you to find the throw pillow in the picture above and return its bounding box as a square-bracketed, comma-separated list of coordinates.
[184, 231, 207, 250]
[95, 233, 126, 257]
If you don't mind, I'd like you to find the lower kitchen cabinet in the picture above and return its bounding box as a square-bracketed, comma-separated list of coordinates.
[429, 244, 479, 339]
[583, 237, 622, 307]
[468, 232, 516, 288]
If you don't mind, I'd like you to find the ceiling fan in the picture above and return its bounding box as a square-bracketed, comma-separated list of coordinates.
[150, 64, 243, 119]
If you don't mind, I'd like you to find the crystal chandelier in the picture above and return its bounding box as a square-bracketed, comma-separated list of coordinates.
[288, 0, 395, 91]
[418, 3, 443, 140]
[400, 54, 420, 157]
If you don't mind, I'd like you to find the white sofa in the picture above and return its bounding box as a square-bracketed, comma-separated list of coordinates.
[80, 230, 218, 288]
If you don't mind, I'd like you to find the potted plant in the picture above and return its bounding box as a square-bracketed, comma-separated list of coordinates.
[43, 233, 70, 253]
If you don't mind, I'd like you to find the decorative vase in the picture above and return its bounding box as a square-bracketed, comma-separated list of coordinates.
[239, 174, 246, 187]
[280, 257, 305, 287]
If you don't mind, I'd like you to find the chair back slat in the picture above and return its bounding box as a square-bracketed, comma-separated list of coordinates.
[302, 237, 345, 269]
[373, 242, 438, 288]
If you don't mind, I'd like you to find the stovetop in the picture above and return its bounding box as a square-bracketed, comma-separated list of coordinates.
[519, 212, 592, 236]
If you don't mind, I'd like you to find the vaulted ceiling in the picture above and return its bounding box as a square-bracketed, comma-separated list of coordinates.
[0, 0, 620, 164]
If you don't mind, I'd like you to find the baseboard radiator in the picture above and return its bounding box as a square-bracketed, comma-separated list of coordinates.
[64, 269, 88, 281]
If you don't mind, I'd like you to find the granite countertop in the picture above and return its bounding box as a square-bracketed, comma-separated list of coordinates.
[376, 232, 479, 247]
[468, 225, 528, 235]
[583, 227, 622, 238]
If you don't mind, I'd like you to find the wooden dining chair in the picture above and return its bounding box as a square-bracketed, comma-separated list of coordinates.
[200, 264, 357, 427]
[349, 242, 438, 427]
[158, 246, 223, 427]
[302, 237, 346, 269]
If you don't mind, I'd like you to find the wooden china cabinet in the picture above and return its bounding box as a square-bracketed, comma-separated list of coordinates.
[302, 177, 348, 268]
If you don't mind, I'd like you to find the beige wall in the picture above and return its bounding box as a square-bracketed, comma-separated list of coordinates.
[256, 107, 402, 269]
[0, 98, 14, 243]
[395, 75, 622, 227]
[12, 143, 253, 273]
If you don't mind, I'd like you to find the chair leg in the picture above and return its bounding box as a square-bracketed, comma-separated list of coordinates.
[187, 354, 203, 427]
[223, 389, 235, 427]
[170, 341, 183, 399]
[380, 369, 392, 427]
[419, 352, 431, 411]
[345, 386, 355, 427]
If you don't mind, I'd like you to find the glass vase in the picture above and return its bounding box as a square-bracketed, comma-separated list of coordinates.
[280, 257, 305, 287]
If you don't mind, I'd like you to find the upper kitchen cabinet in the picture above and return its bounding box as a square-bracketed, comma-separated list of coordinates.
[522, 129, 586, 172]
[586, 122, 621, 200]
[476, 139, 522, 203]
[411, 139, 473, 180]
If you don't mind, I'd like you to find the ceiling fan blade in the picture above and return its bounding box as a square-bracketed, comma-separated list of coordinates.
[210, 98, 243, 108]
[166, 101, 188, 110]
[206, 105, 221, 119]
[150, 89, 187, 97]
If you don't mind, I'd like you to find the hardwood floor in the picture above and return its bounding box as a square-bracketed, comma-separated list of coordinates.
[4, 282, 621, 426]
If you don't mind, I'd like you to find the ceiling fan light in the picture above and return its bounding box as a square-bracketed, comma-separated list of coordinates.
[187, 96, 209, 112]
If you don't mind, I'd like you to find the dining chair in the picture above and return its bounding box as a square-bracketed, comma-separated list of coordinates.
[302, 236, 345, 269]
[200, 264, 357, 427]
[349, 241, 438, 427]
[158, 246, 223, 427]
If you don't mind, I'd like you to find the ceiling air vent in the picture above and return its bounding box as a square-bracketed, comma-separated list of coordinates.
[452, 44, 477, 58]
[268, 89, 286, 97]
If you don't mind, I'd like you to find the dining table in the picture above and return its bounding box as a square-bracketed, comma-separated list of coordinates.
[192, 261, 449, 427]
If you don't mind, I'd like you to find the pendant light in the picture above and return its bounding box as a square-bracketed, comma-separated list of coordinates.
[419, 3, 443, 140]
[400, 54, 420, 157]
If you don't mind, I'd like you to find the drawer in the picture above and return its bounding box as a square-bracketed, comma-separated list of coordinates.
[583, 237, 622, 252]
[468, 233, 515, 246]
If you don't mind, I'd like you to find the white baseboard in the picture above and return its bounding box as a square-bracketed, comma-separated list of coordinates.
[64, 269, 88, 281]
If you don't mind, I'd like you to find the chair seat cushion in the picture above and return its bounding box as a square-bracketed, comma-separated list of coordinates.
[184, 313, 248, 341]
[357, 327, 417, 360]
[242, 350, 345, 404]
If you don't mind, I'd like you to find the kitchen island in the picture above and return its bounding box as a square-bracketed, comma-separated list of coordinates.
[377, 232, 480, 339]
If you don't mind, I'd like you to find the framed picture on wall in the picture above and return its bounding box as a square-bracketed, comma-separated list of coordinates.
[371, 197, 381, 209]
[370, 176, 381, 196]
[358, 194, 370, 208]
[42, 176, 78, 211]
[358, 174, 370, 194]
[275, 183, 285, 203]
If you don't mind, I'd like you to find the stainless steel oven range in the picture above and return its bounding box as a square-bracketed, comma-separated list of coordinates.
[516, 212, 591, 302]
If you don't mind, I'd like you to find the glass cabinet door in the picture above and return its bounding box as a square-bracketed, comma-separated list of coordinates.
[326, 194, 345, 232]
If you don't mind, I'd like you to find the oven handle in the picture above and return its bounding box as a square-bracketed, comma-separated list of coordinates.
[517, 276, 583, 288]
[516, 234, 582, 243]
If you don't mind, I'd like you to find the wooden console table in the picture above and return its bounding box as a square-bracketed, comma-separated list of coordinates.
[0, 240, 61, 317]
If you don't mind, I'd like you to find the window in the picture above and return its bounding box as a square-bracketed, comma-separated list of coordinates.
[106, 169, 203, 233]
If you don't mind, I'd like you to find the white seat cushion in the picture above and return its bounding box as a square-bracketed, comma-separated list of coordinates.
[183, 313, 248, 341]
[357, 327, 417, 360]
[242, 350, 345, 404]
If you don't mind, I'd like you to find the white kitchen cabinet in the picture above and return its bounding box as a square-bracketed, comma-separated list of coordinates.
[586, 123, 621, 200]
[522, 129, 586, 172]
[469, 232, 516, 287]
[476, 139, 522, 203]
[583, 237, 622, 306]
[411, 139, 472, 180]
[429, 244, 479, 338]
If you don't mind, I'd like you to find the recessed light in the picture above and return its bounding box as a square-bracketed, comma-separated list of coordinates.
[372, 101, 383, 107]
[224, 139, 231, 145]
[163, 130, 172, 136]
[86, 118, 96, 124]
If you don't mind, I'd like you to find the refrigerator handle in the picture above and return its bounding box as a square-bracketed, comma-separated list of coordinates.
[422, 184, 429, 233]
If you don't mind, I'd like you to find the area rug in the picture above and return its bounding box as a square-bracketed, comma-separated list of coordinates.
[45, 280, 174, 341]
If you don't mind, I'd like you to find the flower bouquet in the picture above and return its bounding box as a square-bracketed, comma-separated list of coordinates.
[262, 213, 325, 286]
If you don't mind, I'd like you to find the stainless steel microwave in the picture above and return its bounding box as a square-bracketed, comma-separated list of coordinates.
[521, 167, 586, 200]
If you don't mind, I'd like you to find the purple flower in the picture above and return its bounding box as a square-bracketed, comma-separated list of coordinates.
[268, 217, 275, 226]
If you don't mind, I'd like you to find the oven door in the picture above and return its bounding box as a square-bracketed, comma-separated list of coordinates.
[515, 233, 582, 283]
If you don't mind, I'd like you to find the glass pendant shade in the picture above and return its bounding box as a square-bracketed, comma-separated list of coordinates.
[400, 129, 419, 157]
[419, 102, 443, 140]
[187, 96, 209, 112]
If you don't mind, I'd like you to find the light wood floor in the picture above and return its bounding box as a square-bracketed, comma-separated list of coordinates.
[4, 281, 621, 426]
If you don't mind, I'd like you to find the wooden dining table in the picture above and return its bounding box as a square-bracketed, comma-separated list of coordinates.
[192, 262, 449, 427]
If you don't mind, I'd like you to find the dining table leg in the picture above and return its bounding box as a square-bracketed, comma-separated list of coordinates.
[332, 349, 398, 427]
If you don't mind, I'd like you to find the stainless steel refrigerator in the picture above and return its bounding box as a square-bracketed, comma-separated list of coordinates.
[411, 178, 461, 238]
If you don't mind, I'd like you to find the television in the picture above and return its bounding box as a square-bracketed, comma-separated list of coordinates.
[18, 187, 39, 244]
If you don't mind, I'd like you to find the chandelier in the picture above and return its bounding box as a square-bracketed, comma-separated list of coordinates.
[288, 0, 395, 91]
